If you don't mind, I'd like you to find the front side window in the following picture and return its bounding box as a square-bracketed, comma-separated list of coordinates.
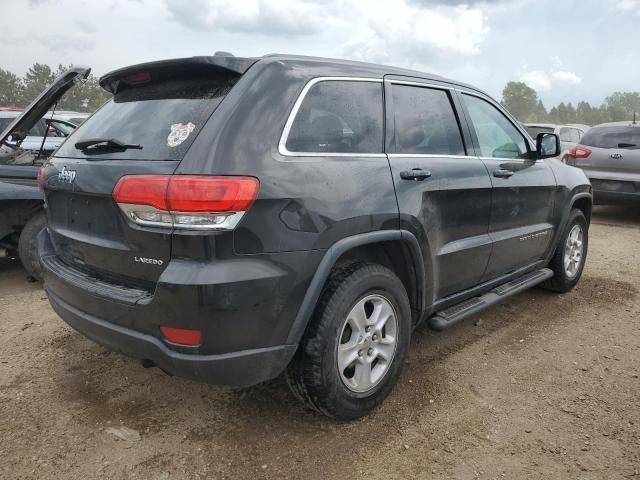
[462, 94, 529, 159]
[391, 84, 465, 156]
[285, 80, 383, 154]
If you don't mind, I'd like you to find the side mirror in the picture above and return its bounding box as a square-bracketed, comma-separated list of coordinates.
[536, 133, 560, 159]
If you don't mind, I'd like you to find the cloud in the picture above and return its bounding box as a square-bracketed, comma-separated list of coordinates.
[617, 0, 640, 14]
[552, 71, 582, 85]
[164, 0, 328, 35]
[163, 0, 489, 68]
[521, 70, 552, 92]
[520, 59, 582, 92]
[341, 1, 488, 67]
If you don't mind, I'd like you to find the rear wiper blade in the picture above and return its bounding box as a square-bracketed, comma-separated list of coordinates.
[75, 138, 143, 151]
[618, 143, 638, 149]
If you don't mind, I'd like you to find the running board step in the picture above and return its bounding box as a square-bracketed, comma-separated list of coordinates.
[428, 268, 554, 331]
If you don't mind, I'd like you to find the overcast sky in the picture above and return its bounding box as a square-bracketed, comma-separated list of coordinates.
[2, 0, 638, 106]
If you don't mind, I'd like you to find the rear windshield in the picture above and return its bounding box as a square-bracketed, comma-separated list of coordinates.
[581, 125, 640, 149]
[55, 76, 237, 160]
[526, 126, 554, 139]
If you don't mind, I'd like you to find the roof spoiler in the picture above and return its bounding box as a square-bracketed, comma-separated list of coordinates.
[99, 56, 258, 94]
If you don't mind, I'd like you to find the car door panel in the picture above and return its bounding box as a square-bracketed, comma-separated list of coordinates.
[457, 91, 557, 279]
[385, 78, 492, 300]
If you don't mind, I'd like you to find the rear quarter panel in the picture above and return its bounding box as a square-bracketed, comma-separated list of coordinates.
[178, 60, 400, 255]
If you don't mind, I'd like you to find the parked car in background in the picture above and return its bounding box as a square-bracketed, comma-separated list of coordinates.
[525, 123, 590, 162]
[0, 109, 67, 155]
[0, 66, 91, 279]
[567, 120, 640, 204]
[47, 110, 90, 126]
[39, 54, 591, 420]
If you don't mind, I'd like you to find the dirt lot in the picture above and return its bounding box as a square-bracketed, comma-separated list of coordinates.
[1, 205, 639, 480]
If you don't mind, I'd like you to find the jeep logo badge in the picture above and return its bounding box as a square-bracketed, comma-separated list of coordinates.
[57, 166, 77, 184]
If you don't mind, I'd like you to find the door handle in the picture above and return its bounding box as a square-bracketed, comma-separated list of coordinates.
[400, 169, 432, 181]
[493, 169, 515, 178]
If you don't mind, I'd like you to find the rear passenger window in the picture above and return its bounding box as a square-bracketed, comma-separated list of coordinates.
[284, 80, 383, 154]
[391, 85, 465, 156]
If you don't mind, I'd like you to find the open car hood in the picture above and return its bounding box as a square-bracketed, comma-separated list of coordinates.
[0, 65, 91, 146]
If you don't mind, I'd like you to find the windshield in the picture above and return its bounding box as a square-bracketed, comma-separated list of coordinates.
[581, 125, 640, 149]
[526, 126, 554, 139]
[55, 76, 238, 160]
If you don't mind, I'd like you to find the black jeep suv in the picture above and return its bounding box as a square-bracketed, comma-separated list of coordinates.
[39, 54, 592, 420]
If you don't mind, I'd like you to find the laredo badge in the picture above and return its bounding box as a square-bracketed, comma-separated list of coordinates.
[167, 122, 195, 147]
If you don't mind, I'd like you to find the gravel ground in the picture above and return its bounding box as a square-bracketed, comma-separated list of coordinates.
[1, 205, 639, 480]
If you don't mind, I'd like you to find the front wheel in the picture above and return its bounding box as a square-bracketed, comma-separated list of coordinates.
[541, 208, 588, 293]
[286, 263, 411, 420]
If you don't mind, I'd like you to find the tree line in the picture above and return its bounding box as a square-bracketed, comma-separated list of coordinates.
[0, 63, 110, 112]
[501, 81, 640, 126]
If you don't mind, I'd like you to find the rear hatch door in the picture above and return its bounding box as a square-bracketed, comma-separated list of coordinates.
[44, 57, 252, 287]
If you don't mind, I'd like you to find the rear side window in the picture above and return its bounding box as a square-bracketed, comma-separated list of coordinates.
[391, 84, 465, 156]
[284, 80, 383, 154]
[581, 126, 640, 149]
[55, 77, 237, 161]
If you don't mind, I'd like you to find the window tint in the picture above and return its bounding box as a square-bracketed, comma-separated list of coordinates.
[285, 80, 383, 154]
[463, 94, 529, 159]
[391, 85, 465, 156]
[55, 76, 237, 161]
[581, 126, 640, 149]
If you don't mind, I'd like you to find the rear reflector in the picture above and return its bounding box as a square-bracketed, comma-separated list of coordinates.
[112, 175, 259, 230]
[160, 326, 202, 346]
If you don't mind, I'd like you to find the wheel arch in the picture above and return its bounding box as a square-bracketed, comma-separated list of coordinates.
[286, 230, 428, 345]
[571, 194, 592, 225]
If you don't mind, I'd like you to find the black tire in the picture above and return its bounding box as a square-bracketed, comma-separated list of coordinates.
[541, 208, 588, 293]
[18, 210, 46, 281]
[286, 262, 411, 420]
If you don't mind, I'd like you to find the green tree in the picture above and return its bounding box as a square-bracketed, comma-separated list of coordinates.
[501, 81, 539, 122]
[0, 68, 23, 107]
[53, 64, 110, 112]
[604, 92, 640, 121]
[20, 63, 54, 107]
[534, 100, 548, 122]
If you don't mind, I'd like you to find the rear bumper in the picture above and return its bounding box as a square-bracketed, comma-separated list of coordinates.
[589, 178, 640, 203]
[47, 289, 296, 386]
[38, 228, 321, 386]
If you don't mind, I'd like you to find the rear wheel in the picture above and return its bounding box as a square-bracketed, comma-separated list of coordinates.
[286, 263, 411, 420]
[18, 211, 46, 281]
[541, 208, 588, 293]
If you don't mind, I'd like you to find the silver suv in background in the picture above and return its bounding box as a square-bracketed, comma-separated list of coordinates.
[526, 123, 590, 162]
[567, 121, 640, 204]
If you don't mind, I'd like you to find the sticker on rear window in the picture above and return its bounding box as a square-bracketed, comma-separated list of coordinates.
[167, 122, 195, 148]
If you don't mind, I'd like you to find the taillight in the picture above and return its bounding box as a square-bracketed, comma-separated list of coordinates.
[37, 166, 45, 191]
[160, 326, 202, 346]
[568, 146, 592, 160]
[112, 175, 259, 230]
